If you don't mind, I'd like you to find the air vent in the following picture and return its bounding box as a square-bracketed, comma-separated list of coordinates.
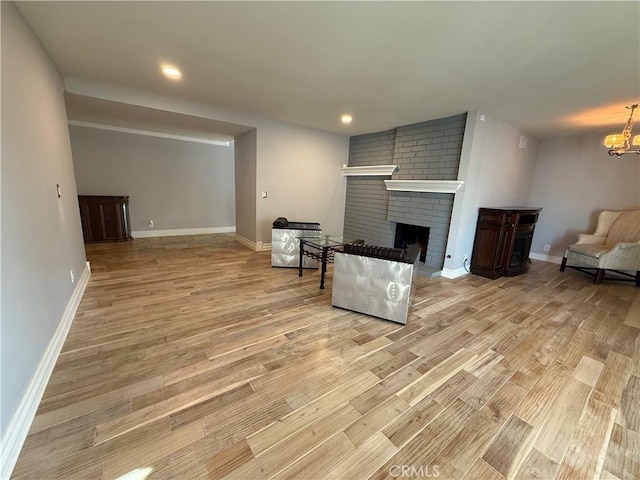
[519, 136, 528, 149]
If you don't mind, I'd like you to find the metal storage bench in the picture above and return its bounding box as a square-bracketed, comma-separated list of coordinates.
[271, 217, 321, 268]
[332, 243, 421, 324]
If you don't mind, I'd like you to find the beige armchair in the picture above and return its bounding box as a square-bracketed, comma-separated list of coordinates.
[560, 210, 640, 286]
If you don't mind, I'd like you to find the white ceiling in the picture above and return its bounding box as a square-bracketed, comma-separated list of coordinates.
[15, 1, 640, 139]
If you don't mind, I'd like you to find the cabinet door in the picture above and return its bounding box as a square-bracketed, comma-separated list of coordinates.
[79, 201, 92, 243]
[471, 211, 507, 277]
[505, 222, 535, 276]
[498, 214, 517, 272]
[473, 224, 503, 270]
[99, 200, 120, 241]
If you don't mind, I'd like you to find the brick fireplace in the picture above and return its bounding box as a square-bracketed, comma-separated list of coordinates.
[394, 223, 429, 263]
[343, 113, 466, 270]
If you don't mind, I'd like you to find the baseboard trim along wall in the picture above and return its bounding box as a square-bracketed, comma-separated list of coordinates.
[440, 266, 469, 279]
[441, 254, 562, 279]
[530, 252, 563, 264]
[131, 226, 236, 238]
[0, 261, 91, 480]
[233, 234, 272, 252]
[234, 233, 257, 251]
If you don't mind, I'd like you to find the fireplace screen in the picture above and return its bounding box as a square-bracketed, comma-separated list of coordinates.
[394, 223, 429, 263]
[511, 231, 534, 268]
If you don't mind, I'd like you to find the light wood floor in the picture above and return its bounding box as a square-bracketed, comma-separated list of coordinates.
[12, 234, 640, 480]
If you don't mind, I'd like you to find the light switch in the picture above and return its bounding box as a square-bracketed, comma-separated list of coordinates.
[261, 191, 268, 199]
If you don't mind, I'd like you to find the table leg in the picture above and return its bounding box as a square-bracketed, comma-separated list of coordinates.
[299, 240, 304, 277]
[320, 247, 328, 289]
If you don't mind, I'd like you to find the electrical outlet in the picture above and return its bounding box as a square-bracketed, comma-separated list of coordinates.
[70, 269, 75, 284]
[544, 244, 551, 252]
[149, 220, 154, 228]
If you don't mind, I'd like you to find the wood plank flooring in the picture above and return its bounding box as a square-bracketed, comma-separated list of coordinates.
[12, 234, 640, 479]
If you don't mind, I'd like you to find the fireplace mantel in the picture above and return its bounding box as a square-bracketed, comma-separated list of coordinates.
[341, 164, 398, 176]
[384, 180, 465, 193]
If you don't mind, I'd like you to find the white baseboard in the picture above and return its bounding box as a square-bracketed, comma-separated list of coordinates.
[233, 234, 271, 252]
[0, 261, 91, 480]
[530, 252, 563, 264]
[440, 266, 470, 279]
[234, 233, 257, 251]
[131, 226, 235, 238]
[441, 255, 562, 278]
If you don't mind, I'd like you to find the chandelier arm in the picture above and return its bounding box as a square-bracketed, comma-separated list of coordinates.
[604, 103, 640, 156]
[621, 105, 637, 150]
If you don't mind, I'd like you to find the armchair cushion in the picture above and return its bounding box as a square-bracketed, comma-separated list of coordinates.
[568, 243, 609, 259]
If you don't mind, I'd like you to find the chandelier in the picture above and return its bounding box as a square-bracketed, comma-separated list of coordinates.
[604, 104, 640, 157]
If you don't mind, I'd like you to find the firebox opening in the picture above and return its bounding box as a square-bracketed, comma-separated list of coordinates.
[394, 223, 429, 263]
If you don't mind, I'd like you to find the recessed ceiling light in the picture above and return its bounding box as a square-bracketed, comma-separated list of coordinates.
[161, 64, 182, 80]
[341, 114, 353, 124]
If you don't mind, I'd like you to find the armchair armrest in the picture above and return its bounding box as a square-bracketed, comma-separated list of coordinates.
[597, 242, 640, 270]
[576, 234, 606, 245]
[614, 242, 640, 250]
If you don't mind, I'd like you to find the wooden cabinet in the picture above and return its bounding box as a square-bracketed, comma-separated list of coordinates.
[78, 195, 132, 243]
[470, 207, 541, 279]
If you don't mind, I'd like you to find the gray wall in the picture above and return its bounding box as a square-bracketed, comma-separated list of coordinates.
[234, 129, 257, 241]
[529, 132, 640, 258]
[256, 123, 348, 244]
[343, 130, 397, 247]
[70, 125, 236, 233]
[1, 2, 87, 435]
[387, 116, 465, 267]
[444, 110, 540, 272]
[61, 77, 350, 248]
[343, 114, 466, 268]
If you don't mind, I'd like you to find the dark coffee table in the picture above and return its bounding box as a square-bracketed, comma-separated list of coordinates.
[297, 235, 345, 289]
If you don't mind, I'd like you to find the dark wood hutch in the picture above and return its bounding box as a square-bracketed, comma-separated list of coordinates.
[78, 195, 132, 244]
[470, 207, 541, 279]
